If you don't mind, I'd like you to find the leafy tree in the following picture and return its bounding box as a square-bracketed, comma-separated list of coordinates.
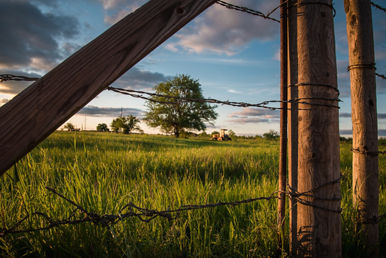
[144, 74, 217, 137]
[228, 129, 236, 138]
[111, 115, 142, 134]
[263, 129, 279, 140]
[64, 122, 75, 131]
[96, 123, 109, 132]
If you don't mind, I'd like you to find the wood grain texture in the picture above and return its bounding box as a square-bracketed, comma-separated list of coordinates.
[296, 0, 341, 256]
[0, 0, 217, 175]
[287, 0, 298, 254]
[277, 0, 288, 246]
[344, 0, 379, 255]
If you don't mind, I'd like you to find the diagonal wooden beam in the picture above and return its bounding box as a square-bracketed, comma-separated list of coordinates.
[0, 0, 217, 175]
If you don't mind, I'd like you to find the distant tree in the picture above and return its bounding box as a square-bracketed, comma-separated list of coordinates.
[96, 123, 109, 132]
[111, 115, 142, 134]
[199, 131, 209, 137]
[228, 129, 236, 138]
[64, 123, 75, 131]
[263, 129, 279, 140]
[211, 131, 219, 135]
[144, 74, 217, 137]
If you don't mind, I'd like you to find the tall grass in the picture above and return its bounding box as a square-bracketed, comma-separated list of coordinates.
[0, 132, 384, 257]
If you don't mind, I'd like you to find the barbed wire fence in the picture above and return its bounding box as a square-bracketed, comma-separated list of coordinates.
[1, 176, 358, 237]
[371, 1, 386, 13]
[0, 0, 385, 238]
[0, 74, 341, 110]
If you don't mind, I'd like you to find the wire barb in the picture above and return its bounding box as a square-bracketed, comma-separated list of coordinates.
[108, 86, 339, 110]
[216, 0, 280, 22]
[351, 147, 386, 156]
[376, 72, 386, 80]
[0, 74, 40, 82]
[371, 1, 386, 13]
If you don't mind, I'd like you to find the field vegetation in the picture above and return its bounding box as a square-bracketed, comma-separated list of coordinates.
[0, 132, 385, 257]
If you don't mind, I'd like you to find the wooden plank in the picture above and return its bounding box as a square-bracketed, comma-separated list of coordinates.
[277, 0, 288, 249]
[0, 0, 217, 175]
[287, 0, 298, 254]
[344, 0, 379, 255]
[296, 0, 341, 256]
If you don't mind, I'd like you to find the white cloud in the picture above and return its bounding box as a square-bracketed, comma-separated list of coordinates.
[168, 0, 279, 55]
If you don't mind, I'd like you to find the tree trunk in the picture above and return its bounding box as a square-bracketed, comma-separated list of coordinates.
[287, 0, 298, 254]
[174, 127, 180, 138]
[344, 0, 379, 255]
[296, 0, 341, 256]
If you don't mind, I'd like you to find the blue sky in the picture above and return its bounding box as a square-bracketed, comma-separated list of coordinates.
[0, 0, 385, 136]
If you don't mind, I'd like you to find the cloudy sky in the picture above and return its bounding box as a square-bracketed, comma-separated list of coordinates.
[0, 0, 385, 136]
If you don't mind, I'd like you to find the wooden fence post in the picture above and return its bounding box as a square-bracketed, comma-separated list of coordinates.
[344, 0, 379, 255]
[277, 0, 288, 249]
[0, 0, 216, 175]
[296, 0, 341, 256]
[287, 0, 298, 254]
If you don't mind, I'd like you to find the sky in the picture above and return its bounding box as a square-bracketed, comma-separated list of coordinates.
[0, 0, 385, 136]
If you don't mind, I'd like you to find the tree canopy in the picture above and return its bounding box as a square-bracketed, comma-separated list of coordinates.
[96, 123, 109, 132]
[64, 123, 75, 131]
[144, 74, 217, 137]
[111, 115, 142, 134]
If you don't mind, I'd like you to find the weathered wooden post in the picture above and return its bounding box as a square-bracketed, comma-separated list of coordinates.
[277, 0, 288, 247]
[0, 0, 217, 175]
[287, 0, 298, 254]
[344, 0, 379, 254]
[296, 0, 341, 256]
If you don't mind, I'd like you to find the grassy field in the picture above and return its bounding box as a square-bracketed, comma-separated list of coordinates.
[0, 132, 385, 257]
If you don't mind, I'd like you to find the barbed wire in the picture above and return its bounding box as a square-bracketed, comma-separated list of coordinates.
[351, 148, 386, 156]
[0, 74, 40, 82]
[0, 176, 350, 237]
[0, 74, 340, 110]
[376, 72, 386, 80]
[107, 86, 340, 110]
[371, 1, 386, 13]
[0, 186, 278, 237]
[216, 0, 280, 23]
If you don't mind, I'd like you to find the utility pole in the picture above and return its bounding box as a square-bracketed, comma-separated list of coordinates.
[277, 0, 288, 249]
[287, 0, 298, 254]
[344, 0, 379, 255]
[296, 0, 341, 256]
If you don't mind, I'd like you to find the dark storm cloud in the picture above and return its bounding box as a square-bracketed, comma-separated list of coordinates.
[78, 105, 143, 117]
[0, 1, 79, 68]
[112, 67, 172, 90]
[0, 66, 169, 95]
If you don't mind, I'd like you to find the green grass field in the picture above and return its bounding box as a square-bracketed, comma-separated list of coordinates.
[0, 132, 385, 257]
